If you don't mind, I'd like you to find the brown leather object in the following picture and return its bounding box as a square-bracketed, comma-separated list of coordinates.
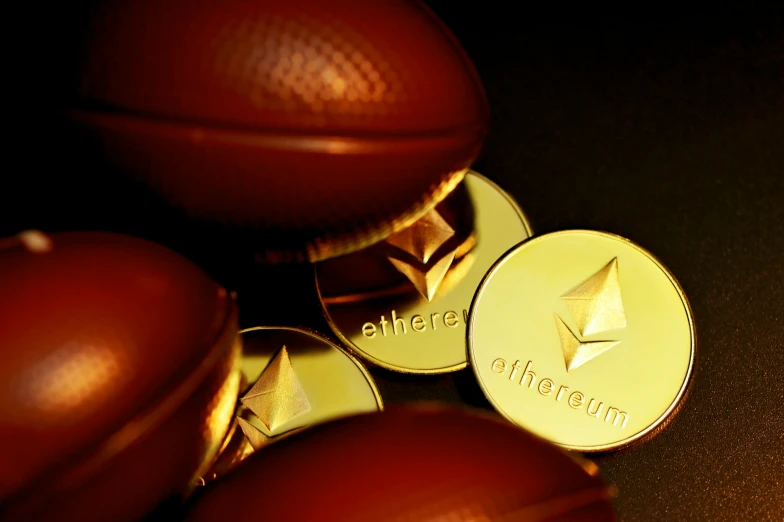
[0, 231, 241, 521]
[186, 406, 616, 522]
[67, 0, 489, 262]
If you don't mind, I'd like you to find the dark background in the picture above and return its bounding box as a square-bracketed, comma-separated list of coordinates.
[4, 2, 783, 521]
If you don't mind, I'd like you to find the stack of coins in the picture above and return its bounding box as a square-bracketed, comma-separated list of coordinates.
[198, 168, 695, 479]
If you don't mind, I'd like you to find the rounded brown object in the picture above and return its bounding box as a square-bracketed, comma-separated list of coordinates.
[68, 0, 489, 262]
[0, 231, 241, 522]
[186, 406, 616, 522]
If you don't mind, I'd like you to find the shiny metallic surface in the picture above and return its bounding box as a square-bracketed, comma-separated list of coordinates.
[469, 231, 695, 451]
[317, 171, 532, 374]
[192, 326, 383, 483]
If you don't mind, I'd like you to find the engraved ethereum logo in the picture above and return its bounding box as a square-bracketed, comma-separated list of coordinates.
[385, 209, 457, 301]
[555, 258, 626, 372]
[236, 417, 272, 451]
[386, 209, 455, 264]
[239, 346, 311, 435]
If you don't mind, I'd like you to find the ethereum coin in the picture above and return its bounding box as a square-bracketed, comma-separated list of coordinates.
[316, 171, 532, 374]
[199, 326, 383, 482]
[469, 230, 695, 451]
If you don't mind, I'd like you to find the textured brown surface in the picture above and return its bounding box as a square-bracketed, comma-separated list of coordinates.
[186, 407, 614, 522]
[58, 0, 488, 263]
[0, 232, 241, 521]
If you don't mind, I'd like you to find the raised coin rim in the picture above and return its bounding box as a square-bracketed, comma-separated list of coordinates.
[316, 171, 534, 375]
[467, 229, 696, 452]
[238, 325, 384, 410]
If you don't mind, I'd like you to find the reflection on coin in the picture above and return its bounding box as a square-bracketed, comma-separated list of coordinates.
[198, 326, 383, 482]
[469, 230, 695, 451]
[316, 171, 532, 374]
[239, 326, 382, 442]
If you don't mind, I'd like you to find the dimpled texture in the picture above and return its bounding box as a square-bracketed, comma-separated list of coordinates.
[186, 407, 615, 522]
[0, 231, 238, 520]
[70, 0, 488, 262]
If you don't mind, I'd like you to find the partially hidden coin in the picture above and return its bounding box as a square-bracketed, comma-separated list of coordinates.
[469, 230, 695, 451]
[316, 171, 533, 374]
[198, 326, 383, 483]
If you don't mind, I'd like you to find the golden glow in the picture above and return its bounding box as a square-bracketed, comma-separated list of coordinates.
[469, 230, 695, 451]
[317, 172, 533, 374]
[554, 258, 628, 372]
[304, 166, 468, 264]
[236, 417, 271, 451]
[387, 249, 457, 302]
[202, 368, 241, 452]
[240, 346, 311, 433]
[191, 335, 242, 483]
[385, 209, 458, 301]
[555, 315, 620, 373]
[237, 327, 382, 455]
[386, 210, 456, 265]
[561, 257, 627, 337]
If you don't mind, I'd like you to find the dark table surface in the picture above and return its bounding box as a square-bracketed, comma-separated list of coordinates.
[5, 3, 783, 521]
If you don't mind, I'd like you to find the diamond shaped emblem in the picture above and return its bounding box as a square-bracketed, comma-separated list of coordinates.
[385, 210, 455, 264]
[239, 346, 311, 434]
[555, 258, 627, 372]
[561, 257, 626, 337]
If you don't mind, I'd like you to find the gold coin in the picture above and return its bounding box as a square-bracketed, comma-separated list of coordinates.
[469, 230, 695, 451]
[195, 326, 382, 484]
[236, 327, 382, 450]
[316, 171, 533, 374]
